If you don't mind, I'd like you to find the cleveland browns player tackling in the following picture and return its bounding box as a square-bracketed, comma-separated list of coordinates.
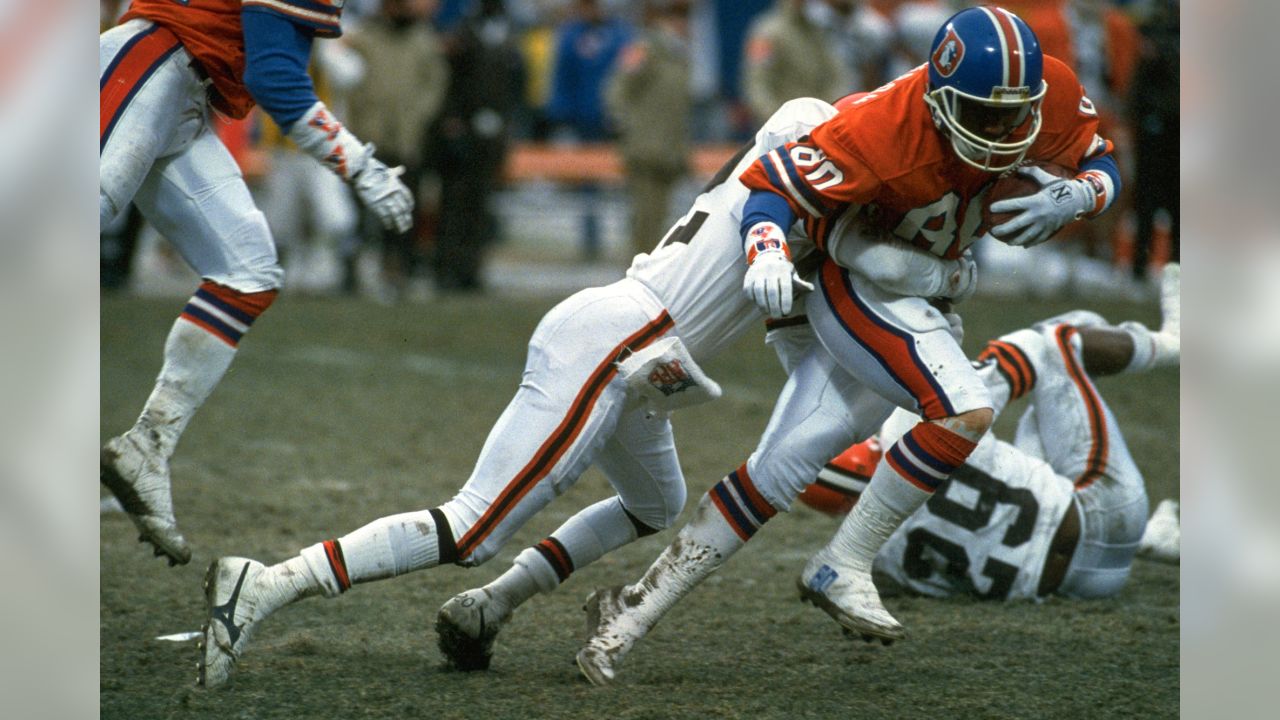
[193, 95, 976, 687]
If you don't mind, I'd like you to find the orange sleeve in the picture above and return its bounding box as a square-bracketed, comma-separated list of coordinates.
[739, 113, 881, 221]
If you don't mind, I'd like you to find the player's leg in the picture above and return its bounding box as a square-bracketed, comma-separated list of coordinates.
[102, 114, 281, 566]
[100, 20, 202, 227]
[438, 406, 685, 670]
[197, 282, 675, 687]
[798, 261, 992, 640]
[577, 349, 893, 684]
[1021, 323, 1153, 599]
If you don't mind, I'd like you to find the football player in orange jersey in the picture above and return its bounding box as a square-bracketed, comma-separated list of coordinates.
[100, 1, 413, 565]
[577, 5, 1126, 685]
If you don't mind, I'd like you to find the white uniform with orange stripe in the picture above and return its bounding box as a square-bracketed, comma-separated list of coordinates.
[432, 98, 839, 566]
[873, 314, 1147, 600]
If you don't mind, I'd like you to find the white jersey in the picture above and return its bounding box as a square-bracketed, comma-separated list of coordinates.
[627, 98, 836, 361]
[865, 317, 1152, 601]
[874, 409, 1076, 601]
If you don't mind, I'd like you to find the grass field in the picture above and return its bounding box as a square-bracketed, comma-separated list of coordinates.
[101, 291, 1178, 719]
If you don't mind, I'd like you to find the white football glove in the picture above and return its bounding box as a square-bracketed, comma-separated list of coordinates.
[744, 250, 813, 318]
[942, 252, 978, 305]
[989, 165, 1098, 247]
[742, 221, 813, 318]
[287, 101, 414, 234]
[353, 151, 414, 234]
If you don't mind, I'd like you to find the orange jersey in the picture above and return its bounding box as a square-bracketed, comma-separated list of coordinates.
[740, 56, 1112, 259]
[119, 0, 344, 120]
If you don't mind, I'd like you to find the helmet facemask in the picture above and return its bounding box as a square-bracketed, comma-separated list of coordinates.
[925, 80, 1047, 173]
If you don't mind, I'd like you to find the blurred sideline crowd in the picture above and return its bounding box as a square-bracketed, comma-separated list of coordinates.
[100, 0, 1178, 303]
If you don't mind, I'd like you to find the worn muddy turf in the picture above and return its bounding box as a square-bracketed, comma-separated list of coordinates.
[102, 293, 1178, 719]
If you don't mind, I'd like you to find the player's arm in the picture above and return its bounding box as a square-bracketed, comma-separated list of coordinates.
[240, 5, 412, 232]
[736, 115, 879, 317]
[829, 229, 978, 304]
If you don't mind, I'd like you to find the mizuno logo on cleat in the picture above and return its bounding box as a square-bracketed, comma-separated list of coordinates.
[211, 563, 250, 646]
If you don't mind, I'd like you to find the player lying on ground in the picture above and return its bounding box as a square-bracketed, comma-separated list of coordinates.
[800, 310, 1181, 600]
[192, 98, 977, 687]
[576, 264, 1179, 684]
[100, 0, 413, 565]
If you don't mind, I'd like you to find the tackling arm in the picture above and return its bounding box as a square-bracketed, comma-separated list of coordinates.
[829, 230, 978, 303]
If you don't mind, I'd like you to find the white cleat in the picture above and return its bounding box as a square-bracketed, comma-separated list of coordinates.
[435, 588, 513, 671]
[197, 557, 274, 689]
[100, 433, 191, 566]
[1158, 262, 1180, 338]
[1137, 499, 1180, 565]
[576, 586, 644, 687]
[798, 553, 905, 643]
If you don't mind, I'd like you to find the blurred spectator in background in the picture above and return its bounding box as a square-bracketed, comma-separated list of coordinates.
[545, 0, 633, 141]
[607, 0, 693, 258]
[996, 0, 1142, 297]
[254, 42, 366, 295]
[821, 0, 892, 94]
[428, 0, 527, 292]
[885, 1, 953, 80]
[545, 0, 633, 260]
[743, 0, 849, 125]
[1128, 0, 1179, 278]
[345, 0, 450, 301]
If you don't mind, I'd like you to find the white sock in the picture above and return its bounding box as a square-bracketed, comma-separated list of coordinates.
[260, 555, 324, 613]
[822, 422, 975, 572]
[298, 509, 446, 597]
[824, 472, 929, 573]
[127, 320, 236, 457]
[488, 496, 642, 607]
[485, 553, 551, 608]
[622, 490, 749, 633]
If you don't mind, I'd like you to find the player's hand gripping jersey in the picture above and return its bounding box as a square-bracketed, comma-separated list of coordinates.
[739, 57, 1115, 262]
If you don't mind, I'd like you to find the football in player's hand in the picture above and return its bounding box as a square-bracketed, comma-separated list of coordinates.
[981, 160, 1075, 238]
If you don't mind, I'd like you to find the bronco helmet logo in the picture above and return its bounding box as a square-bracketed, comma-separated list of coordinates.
[931, 26, 965, 78]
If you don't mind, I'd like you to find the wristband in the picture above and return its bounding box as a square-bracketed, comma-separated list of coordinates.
[744, 222, 791, 264]
[1076, 170, 1111, 218]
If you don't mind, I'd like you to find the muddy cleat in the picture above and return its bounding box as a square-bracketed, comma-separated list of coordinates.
[435, 588, 513, 671]
[101, 434, 190, 565]
[798, 555, 905, 643]
[197, 557, 274, 688]
[576, 586, 645, 687]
